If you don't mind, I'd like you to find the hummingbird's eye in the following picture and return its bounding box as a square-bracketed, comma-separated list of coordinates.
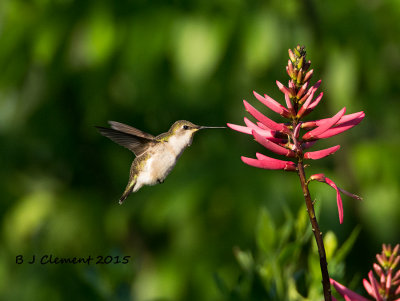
[183, 125, 189, 130]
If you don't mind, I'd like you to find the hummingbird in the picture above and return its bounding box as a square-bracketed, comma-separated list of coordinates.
[96, 120, 225, 204]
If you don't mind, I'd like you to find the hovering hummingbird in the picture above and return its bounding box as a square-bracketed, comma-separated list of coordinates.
[96, 120, 225, 204]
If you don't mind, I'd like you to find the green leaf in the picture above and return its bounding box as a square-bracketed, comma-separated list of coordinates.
[256, 208, 276, 253]
[233, 247, 254, 273]
[323, 231, 338, 261]
[295, 205, 312, 243]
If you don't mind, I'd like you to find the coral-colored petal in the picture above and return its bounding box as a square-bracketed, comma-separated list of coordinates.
[244, 118, 287, 144]
[243, 100, 289, 133]
[302, 112, 364, 129]
[241, 156, 284, 169]
[368, 270, 383, 301]
[310, 174, 344, 224]
[380, 273, 385, 288]
[300, 92, 324, 118]
[317, 125, 356, 139]
[363, 278, 374, 297]
[227, 121, 276, 138]
[227, 122, 287, 145]
[284, 92, 294, 111]
[276, 80, 294, 111]
[393, 244, 399, 256]
[256, 121, 272, 130]
[330, 279, 370, 301]
[324, 177, 344, 224]
[376, 254, 385, 267]
[243, 118, 276, 138]
[310, 173, 325, 181]
[255, 153, 296, 171]
[304, 69, 314, 82]
[393, 269, 400, 281]
[301, 87, 318, 109]
[227, 123, 253, 135]
[395, 283, 400, 295]
[308, 92, 324, 110]
[386, 270, 392, 294]
[299, 80, 321, 104]
[255, 123, 288, 142]
[304, 145, 340, 160]
[252, 130, 295, 157]
[373, 263, 383, 277]
[316, 112, 365, 139]
[276, 80, 290, 95]
[241, 156, 296, 171]
[303, 107, 346, 140]
[333, 111, 364, 126]
[296, 82, 307, 98]
[296, 87, 319, 118]
[392, 255, 400, 269]
[253, 91, 291, 118]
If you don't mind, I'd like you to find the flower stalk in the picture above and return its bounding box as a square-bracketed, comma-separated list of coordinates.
[298, 159, 332, 300]
[228, 45, 364, 300]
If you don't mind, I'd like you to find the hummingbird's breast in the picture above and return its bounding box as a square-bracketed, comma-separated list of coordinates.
[151, 142, 184, 180]
[135, 142, 181, 187]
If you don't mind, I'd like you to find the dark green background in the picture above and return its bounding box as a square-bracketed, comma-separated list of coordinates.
[1, 0, 399, 300]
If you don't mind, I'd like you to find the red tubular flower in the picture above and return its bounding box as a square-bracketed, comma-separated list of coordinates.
[333, 244, 400, 301]
[330, 279, 370, 301]
[227, 120, 274, 137]
[310, 174, 344, 224]
[276, 80, 291, 96]
[302, 107, 346, 140]
[243, 100, 290, 133]
[303, 145, 340, 159]
[229, 44, 367, 301]
[228, 45, 364, 223]
[363, 244, 400, 301]
[302, 111, 365, 129]
[243, 117, 279, 139]
[241, 155, 296, 171]
[309, 173, 362, 224]
[299, 80, 321, 104]
[316, 112, 365, 139]
[296, 81, 321, 115]
[253, 91, 291, 118]
[298, 92, 324, 118]
[252, 130, 295, 157]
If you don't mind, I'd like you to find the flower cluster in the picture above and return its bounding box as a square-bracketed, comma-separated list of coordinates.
[331, 244, 400, 301]
[228, 45, 364, 224]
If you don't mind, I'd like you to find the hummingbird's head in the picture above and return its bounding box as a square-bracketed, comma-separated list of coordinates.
[170, 120, 200, 137]
[168, 120, 225, 147]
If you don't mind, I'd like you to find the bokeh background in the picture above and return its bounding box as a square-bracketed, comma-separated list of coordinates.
[1, 0, 399, 300]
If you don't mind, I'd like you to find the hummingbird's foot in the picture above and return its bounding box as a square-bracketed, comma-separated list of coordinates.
[157, 179, 164, 184]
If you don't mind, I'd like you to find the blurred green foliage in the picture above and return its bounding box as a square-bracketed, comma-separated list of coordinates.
[1, 0, 400, 300]
[216, 206, 360, 300]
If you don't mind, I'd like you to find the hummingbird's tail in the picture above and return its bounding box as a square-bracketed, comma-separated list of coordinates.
[118, 192, 131, 205]
[118, 176, 137, 205]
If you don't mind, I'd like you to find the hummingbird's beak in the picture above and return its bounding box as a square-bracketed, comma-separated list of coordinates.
[198, 126, 226, 130]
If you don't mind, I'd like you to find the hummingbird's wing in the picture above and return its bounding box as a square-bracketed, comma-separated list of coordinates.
[108, 121, 155, 139]
[96, 126, 155, 157]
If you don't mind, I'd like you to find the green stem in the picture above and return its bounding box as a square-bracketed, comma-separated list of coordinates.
[297, 160, 332, 301]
